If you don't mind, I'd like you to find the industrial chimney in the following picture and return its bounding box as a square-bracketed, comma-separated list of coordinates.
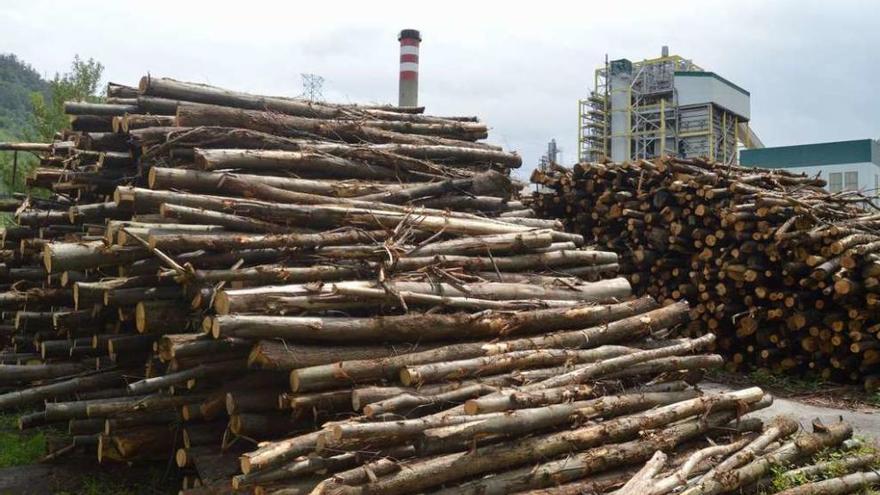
[398, 29, 421, 107]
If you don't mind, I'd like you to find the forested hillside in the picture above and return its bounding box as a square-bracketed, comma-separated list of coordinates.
[0, 54, 47, 139]
[0, 54, 103, 194]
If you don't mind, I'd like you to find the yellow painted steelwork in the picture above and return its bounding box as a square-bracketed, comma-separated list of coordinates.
[578, 51, 753, 164]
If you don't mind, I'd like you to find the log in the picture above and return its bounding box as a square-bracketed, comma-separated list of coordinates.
[679, 421, 853, 495]
[71, 115, 113, 132]
[248, 340, 434, 370]
[156, 334, 251, 361]
[288, 297, 672, 392]
[399, 346, 637, 385]
[160, 203, 288, 234]
[0, 362, 86, 385]
[141, 76, 449, 122]
[148, 167, 411, 198]
[311, 388, 764, 493]
[192, 263, 366, 285]
[87, 393, 207, 418]
[390, 250, 610, 273]
[212, 291, 653, 342]
[433, 403, 772, 495]
[195, 148, 434, 181]
[63, 101, 138, 116]
[229, 412, 301, 439]
[421, 390, 701, 444]
[127, 359, 245, 394]
[357, 171, 514, 204]
[225, 389, 283, 415]
[214, 277, 631, 314]
[176, 103, 487, 147]
[135, 300, 196, 333]
[772, 471, 880, 495]
[43, 241, 149, 273]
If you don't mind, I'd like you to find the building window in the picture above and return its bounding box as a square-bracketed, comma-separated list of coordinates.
[845, 171, 858, 191]
[829, 172, 842, 193]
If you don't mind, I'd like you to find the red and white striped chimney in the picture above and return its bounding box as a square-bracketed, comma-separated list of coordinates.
[398, 29, 421, 108]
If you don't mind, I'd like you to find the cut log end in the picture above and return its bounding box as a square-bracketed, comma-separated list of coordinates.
[213, 293, 231, 315]
[399, 368, 419, 386]
[209, 318, 222, 339]
[175, 447, 188, 468]
[289, 371, 301, 392]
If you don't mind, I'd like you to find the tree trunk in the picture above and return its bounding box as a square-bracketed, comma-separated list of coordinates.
[43, 241, 149, 273]
[0, 370, 124, 410]
[194, 148, 436, 181]
[247, 340, 434, 370]
[400, 346, 637, 385]
[679, 421, 853, 495]
[318, 388, 765, 495]
[148, 167, 414, 198]
[288, 297, 666, 391]
[159, 203, 292, 234]
[193, 263, 365, 285]
[127, 359, 245, 394]
[214, 278, 631, 315]
[141, 76, 455, 122]
[390, 250, 609, 273]
[213, 291, 648, 343]
[135, 300, 196, 333]
[176, 102, 488, 147]
[432, 406, 769, 495]
[0, 363, 86, 385]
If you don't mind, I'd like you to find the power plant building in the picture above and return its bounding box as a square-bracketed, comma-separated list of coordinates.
[578, 48, 763, 164]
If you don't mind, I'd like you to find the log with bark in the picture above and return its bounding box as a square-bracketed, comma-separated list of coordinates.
[532, 157, 880, 389]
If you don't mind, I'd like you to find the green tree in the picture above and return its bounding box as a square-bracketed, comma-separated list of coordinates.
[29, 55, 104, 141]
[0, 55, 104, 200]
[0, 54, 48, 136]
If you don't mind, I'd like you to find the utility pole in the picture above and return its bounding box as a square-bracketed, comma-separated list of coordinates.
[301, 73, 324, 102]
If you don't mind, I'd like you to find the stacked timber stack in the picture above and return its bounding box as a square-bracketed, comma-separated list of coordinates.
[0, 76, 630, 487]
[532, 157, 880, 391]
[0, 78, 876, 495]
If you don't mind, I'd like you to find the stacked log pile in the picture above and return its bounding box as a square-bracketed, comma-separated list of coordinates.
[0, 77, 875, 494]
[532, 158, 880, 391]
[0, 77, 612, 487]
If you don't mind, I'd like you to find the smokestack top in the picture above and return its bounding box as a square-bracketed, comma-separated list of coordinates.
[399, 29, 421, 41]
[398, 28, 420, 107]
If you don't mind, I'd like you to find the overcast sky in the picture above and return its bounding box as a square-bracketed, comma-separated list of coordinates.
[3, 0, 878, 179]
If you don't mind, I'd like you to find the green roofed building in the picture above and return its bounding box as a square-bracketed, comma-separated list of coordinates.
[740, 139, 880, 195]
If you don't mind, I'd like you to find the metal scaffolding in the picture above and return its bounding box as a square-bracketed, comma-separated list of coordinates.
[578, 50, 757, 165]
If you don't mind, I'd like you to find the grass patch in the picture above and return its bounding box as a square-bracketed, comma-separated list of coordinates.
[766, 436, 880, 493]
[0, 413, 178, 494]
[747, 369, 825, 394]
[55, 475, 137, 495]
[55, 465, 177, 495]
[0, 413, 45, 468]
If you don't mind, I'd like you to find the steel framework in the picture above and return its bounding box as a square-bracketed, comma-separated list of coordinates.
[578, 52, 755, 165]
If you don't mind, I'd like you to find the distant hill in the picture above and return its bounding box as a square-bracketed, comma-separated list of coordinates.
[0, 54, 49, 197]
[0, 54, 48, 140]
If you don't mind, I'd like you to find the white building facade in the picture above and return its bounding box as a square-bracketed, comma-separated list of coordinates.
[740, 139, 880, 195]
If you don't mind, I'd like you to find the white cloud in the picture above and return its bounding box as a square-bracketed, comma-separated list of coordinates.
[2, 0, 879, 178]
